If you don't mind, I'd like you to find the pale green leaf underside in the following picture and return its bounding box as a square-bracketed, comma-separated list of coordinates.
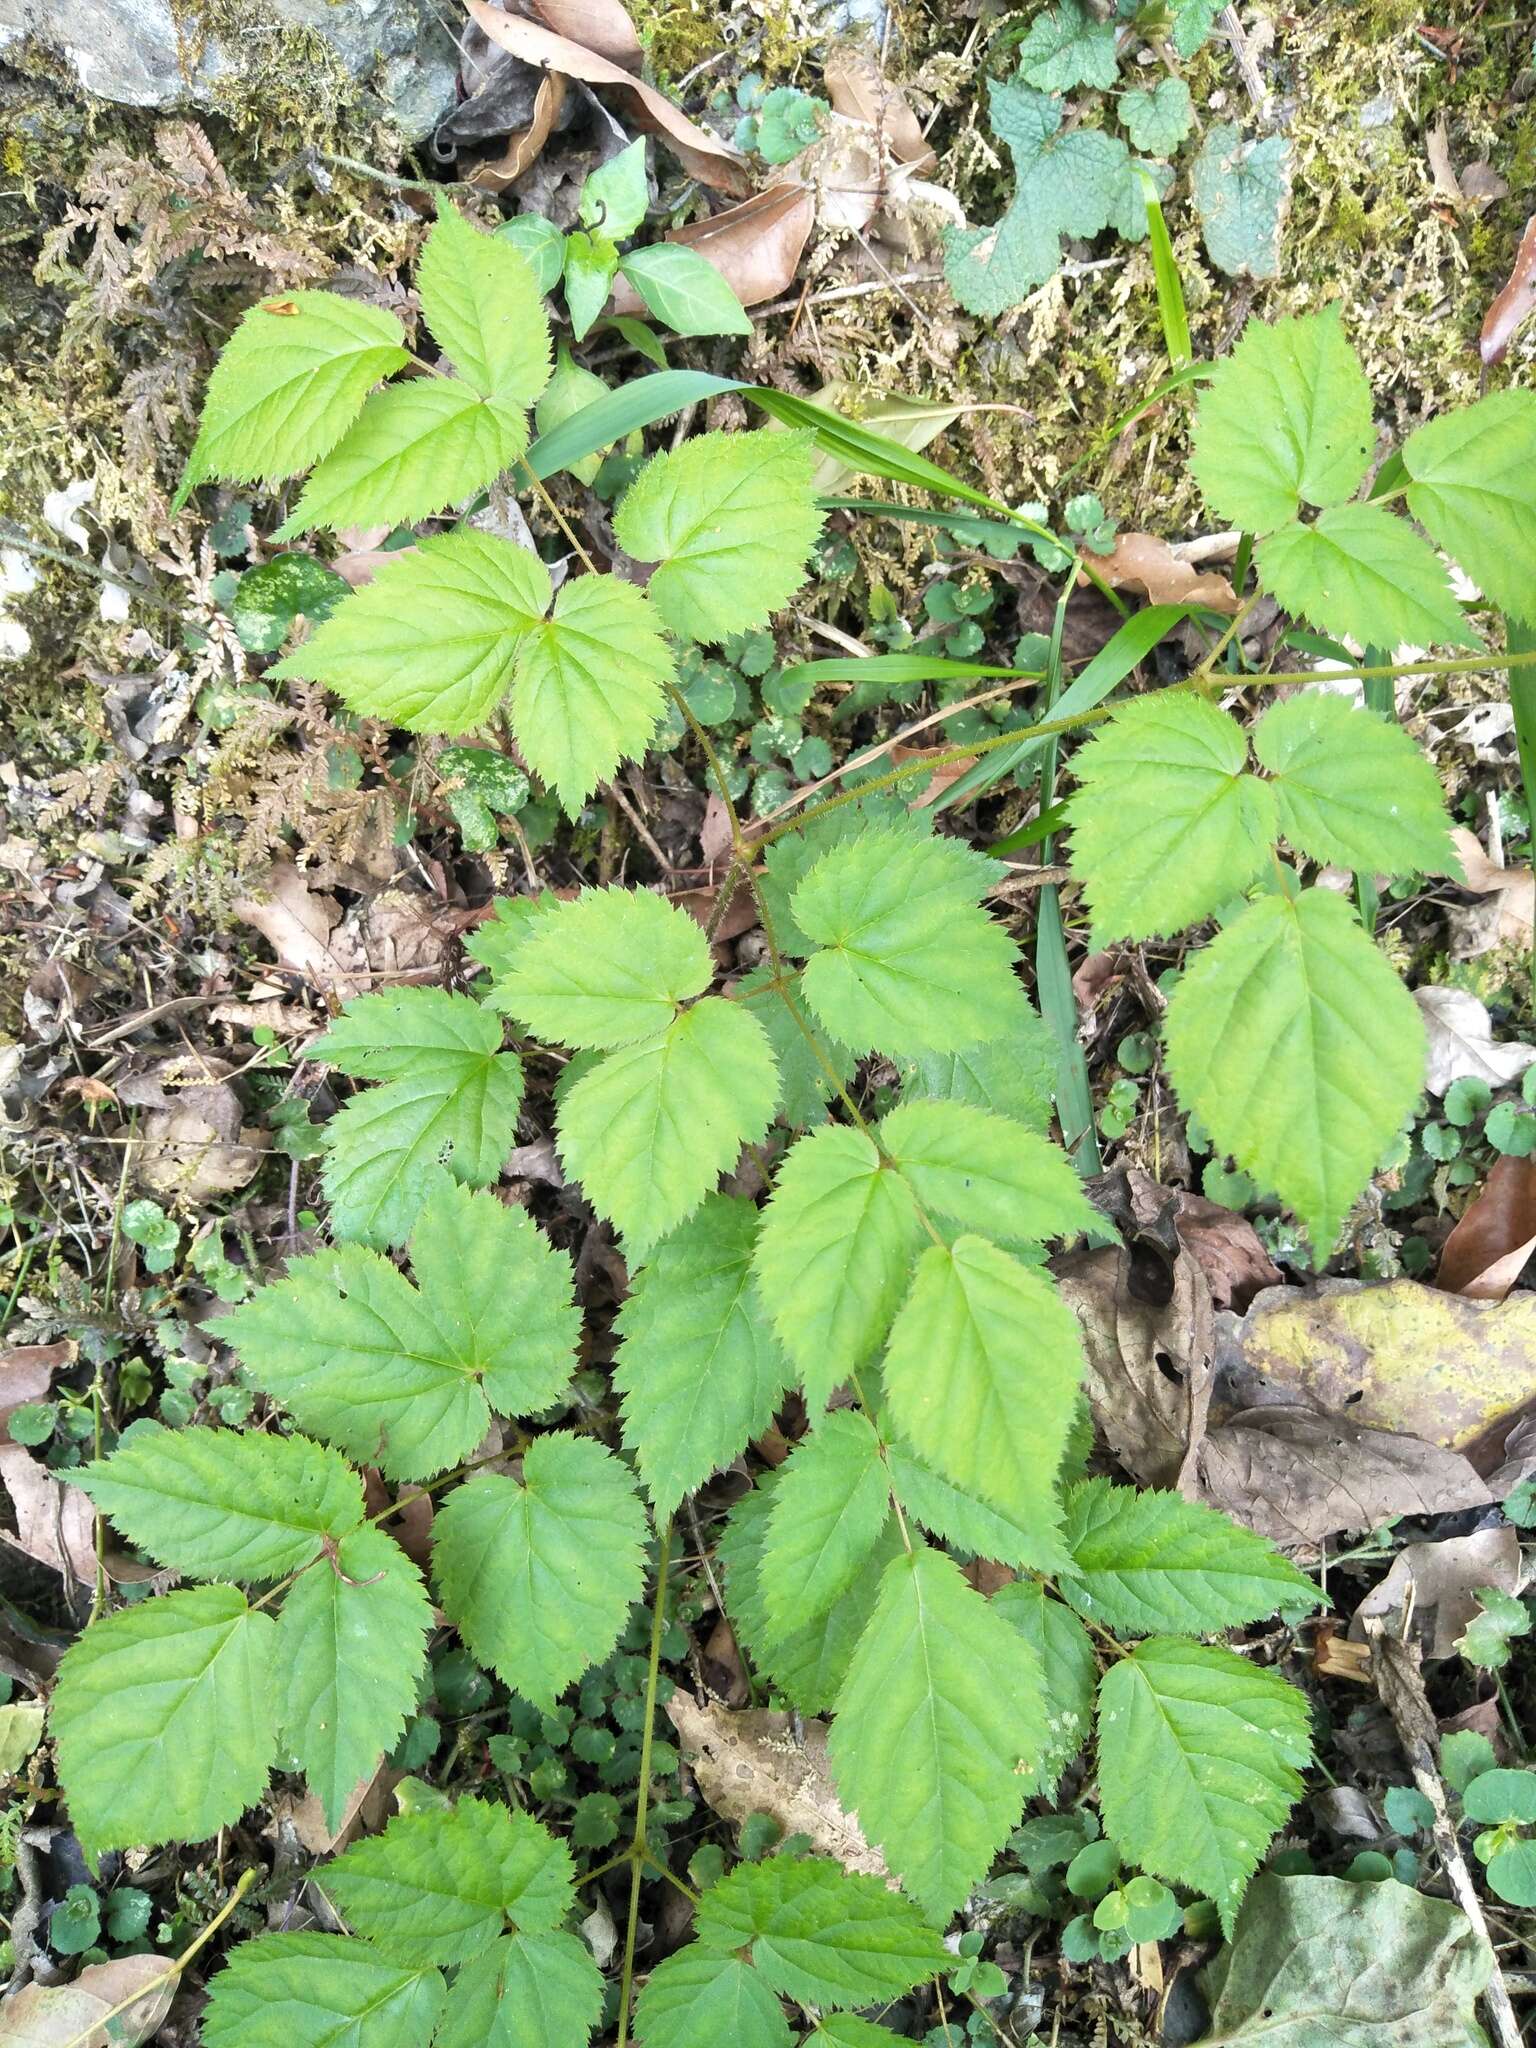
[511, 575, 674, 811]
[436, 1931, 604, 2048]
[1403, 387, 1536, 624]
[202, 1932, 445, 2048]
[695, 1856, 946, 2007]
[1258, 503, 1478, 652]
[495, 885, 709, 1049]
[762, 1410, 890, 1642]
[418, 200, 552, 405]
[633, 1950, 793, 2048]
[992, 1579, 1096, 1797]
[1253, 689, 1458, 877]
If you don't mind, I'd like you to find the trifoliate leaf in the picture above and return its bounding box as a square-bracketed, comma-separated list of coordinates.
[323, 1798, 575, 1963]
[417, 199, 551, 404]
[1259, 504, 1479, 652]
[1017, 0, 1118, 90]
[1120, 77, 1193, 155]
[633, 1950, 793, 2048]
[494, 885, 709, 1049]
[944, 84, 1130, 317]
[276, 1527, 432, 1832]
[992, 1579, 1096, 1797]
[1058, 1479, 1319, 1637]
[73, 1423, 362, 1581]
[619, 244, 753, 338]
[1253, 690, 1459, 877]
[276, 379, 529, 540]
[1096, 1636, 1312, 1934]
[1402, 388, 1536, 623]
[879, 1098, 1097, 1245]
[177, 292, 408, 505]
[1067, 693, 1276, 941]
[201, 1933, 445, 2048]
[884, 1441, 1064, 1574]
[271, 529, 551, 732]
[435, 1931, 604, 2048]
[1190, 125, 1291, 281]
[752, 1124, 923, 1411]
[510, 574, 673, 810]
[1191, 308, 1373, 533]
[1163, 887, 1424, 1253]
[311, 987, 526, 1248]
[218, 1183, 577, 1479]
[737, 964, 858, 1128]
[795, 829, 1020, 1057]
[432, 1433, 648, 1709]
[52, 1585, 277, 1853]
[882, 1237, 1081, 1562]
[613, 428, 824, 642]
[761, 1411, 891, 1641]
[556, 997, 779, 1258]
[614, 1195, 794, 1519]
[896, 1009, 1056, 1133]
[695, 1856, 946, 2006]
[829, 1544, 1046, 1918]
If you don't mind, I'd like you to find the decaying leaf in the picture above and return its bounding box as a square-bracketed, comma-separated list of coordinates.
[1438, 1155, 1536, 1302]
[1351, 1526, 1522, 1662]
[0, 1954, 177, 2048]
[0, 1343, 75, 1437]
[1077, 532, 1241, 614]
[1415, 985, 1536, 1094]
[607, 181, 814, 316]
[526, 0, 641, 67]
[0, 1441, 97, 1584]
[1481, 211, 1536, 367]
[0, 1701, 44, 1775]
[236, 863, 456, 1001]
[470, 72, 569, 193]
[823, 48, 936, 171]
[127, 1054, 262, 1201]
[1094, 1167, 1282, 1314]
[1447, 827, 1535, 961]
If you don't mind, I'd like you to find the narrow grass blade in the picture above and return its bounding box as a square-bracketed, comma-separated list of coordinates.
[1139, 174, 1191, 371]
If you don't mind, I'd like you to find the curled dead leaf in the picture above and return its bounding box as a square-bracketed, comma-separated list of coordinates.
[1438, 1154, 1536, 1302]
[608, 181, 814, 317]
[1415, 985, 1536, 1094]
[470, 72, 569, 192]
[822, 48, 935, 171]
[0, 1441, 96, 1584]
[1447, 826, 1535, 960]
[1482, 211, 1536, 367]
[1077, 532, 1240, 614]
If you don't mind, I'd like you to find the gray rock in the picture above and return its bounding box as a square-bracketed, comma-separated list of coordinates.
[0, 0, 460, 139]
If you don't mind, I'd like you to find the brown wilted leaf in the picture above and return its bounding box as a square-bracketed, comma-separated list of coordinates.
[527, 0, 640, 67]
[608, 182, 814, 318]
[1447, 826, 1535, 960]
[0, 1442, 96, 1584]
[1438, 1155, 1536, 1302]
[1482, 211, 1536, 366]
[1415, 985, 1536, 1094]
[1100, 1167, 1282, 1314]
[470, 72, 568, 193]
[822, 48, 935, 171]
[1078, 532, 1241, 614]
[1350, 1526, 1523, 1661]
[0, 1955, 176, 2048]
[0, 1343, 75, 1439]
[129, 1054, 262, 1202]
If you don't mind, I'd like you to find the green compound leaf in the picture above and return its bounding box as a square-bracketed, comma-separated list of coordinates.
[52, 1584, 277, 1854]
[612, 428, 824, 643]
[1017, 0, 1118, 90]
[694, 1856, 946, 2007]
[417, 199, 552, 405]
[176, 291, 408, 505]
[614, 1195, 794, 1520]
[1253, 690, 1459, 877]
[736, 964, 858, 1128]
[73, 1423, 362, 1581]
[885, 1440, 1068, 1573]
[1058, 1479, 1319, 1637]
[271, 531, 551, 734]
[311, 987, 526, 1249]
[757, 795, 927, 957]
[896, 1009, 1056, 1133]
[218, 1183, 577, 1480]
[1190, 124, 1291, 282]
[944, 84, 1130, 318]
[795, 828, 1020, 1057]
[830, 1544, 1046, 1918]
[883, 1237, 1082, 1564]
[1096, 1636, 1312, 1935]
[556, 997, 779, 1258]
[619, 245, 754, 338]
[807, 2019, 910, 2048]
[1067, 693, 1276, 942]
[275, 1527, 432, 1833]
[1163, 887, 1424, 1254]
[878, 1099, 1096, 1245]
[510, 574, 674, 811]
[752, 1124, 923, 1411]
[323, 1797, 576, 1964]
[993, 1579, 1096, 1797]
[276, 379, 529, 540]
[201, 1933, 445, 2048]
[1120, 77, 1193, 156]
[435, 1931, 604, 2048]
[761, 1411, 891, 1642]
[633, 1949, 793, 2048]
[1403, 388, 1536, 623]
[1258, 504, 1479, 652]
[494, 886, 710, 1049]
[1191, 308, 1373, 534]
[432, 1432, 648, 1709]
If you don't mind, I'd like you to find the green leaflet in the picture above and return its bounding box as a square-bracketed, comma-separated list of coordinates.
[883, 1237, 1082, 1563]
[752, 1124, 923, 1411]
[807, 2019, 909, 2048]
[1058, 1479, 1319, 1637]
[510, 574, 674, 810]
[757, 795, 927, 956]
[619, 245, 754, 338]
[633, 1950, 793, 2048]
[1066, 694, 1276, 942]
[272, 531, 552, 733]
[1258, 504, 1478, 652]
[1163, 886, 1424, 1253]
[73, 1423, 362, 1581]
[884, 1440, 1067, 1572]
[794, 828, 1020, 1057]
[323, 1798, 576, 1964]
[694, 1856, 946, 2006]
[536, 347, 609, 486]
[878, 1098, 1098, 1245]
[613, 428, 824, 642]
[1017, 0, 1118, 90]
[1190, 125, 1291, 281]
[1403, 388, 1536, 623]
[992, 1580, 1097, 1797]
[556, 997, 779, 1258]
[275, 1527, 432, 1832]
[417, 199, 552, 405]
[176, 291, 408, 504]
[828, 1544, 1046, 1918]
[201, 1933, 446, 2048]
[494, 885, 710, 1048]
[736, 964, 858, 1127]
[1253, 690, 1459, 877]
[1191, 307, 1372, 533]
[312, 987, 525, 1248]
[217, 1182, 578, 1480]
[51, 1584, 277, 1853]
[761, 1411, 891, 1642]
[1120, 77, 1193, 155]
[1096, 1636, 1312, 1934]
[432, 1432, 648, 1709]
[896, 1010, 1056, 1133]
[613, 1195, 794, 1520]
[435, 1931, 605, 2048]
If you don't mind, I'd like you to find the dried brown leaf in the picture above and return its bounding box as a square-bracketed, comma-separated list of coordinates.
[470, 72, 569, 192]
[1438, 1154, 1536, 1302]
[0, 1344, 75, 1440]
[1482, 211, 1536, 367]
[1416, 985, 1536, 1094]
[527, 0, 641, 67]
[1350, 1526, 1522, 1661]
[0, 1955, 176, 2048]
[1447, 827, 1535, 959]
[0, 1443, 96, 1585]
[822, 48, 935, 170]
[1078, 532, 1241, 614]
[609, 181, 814, 316]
